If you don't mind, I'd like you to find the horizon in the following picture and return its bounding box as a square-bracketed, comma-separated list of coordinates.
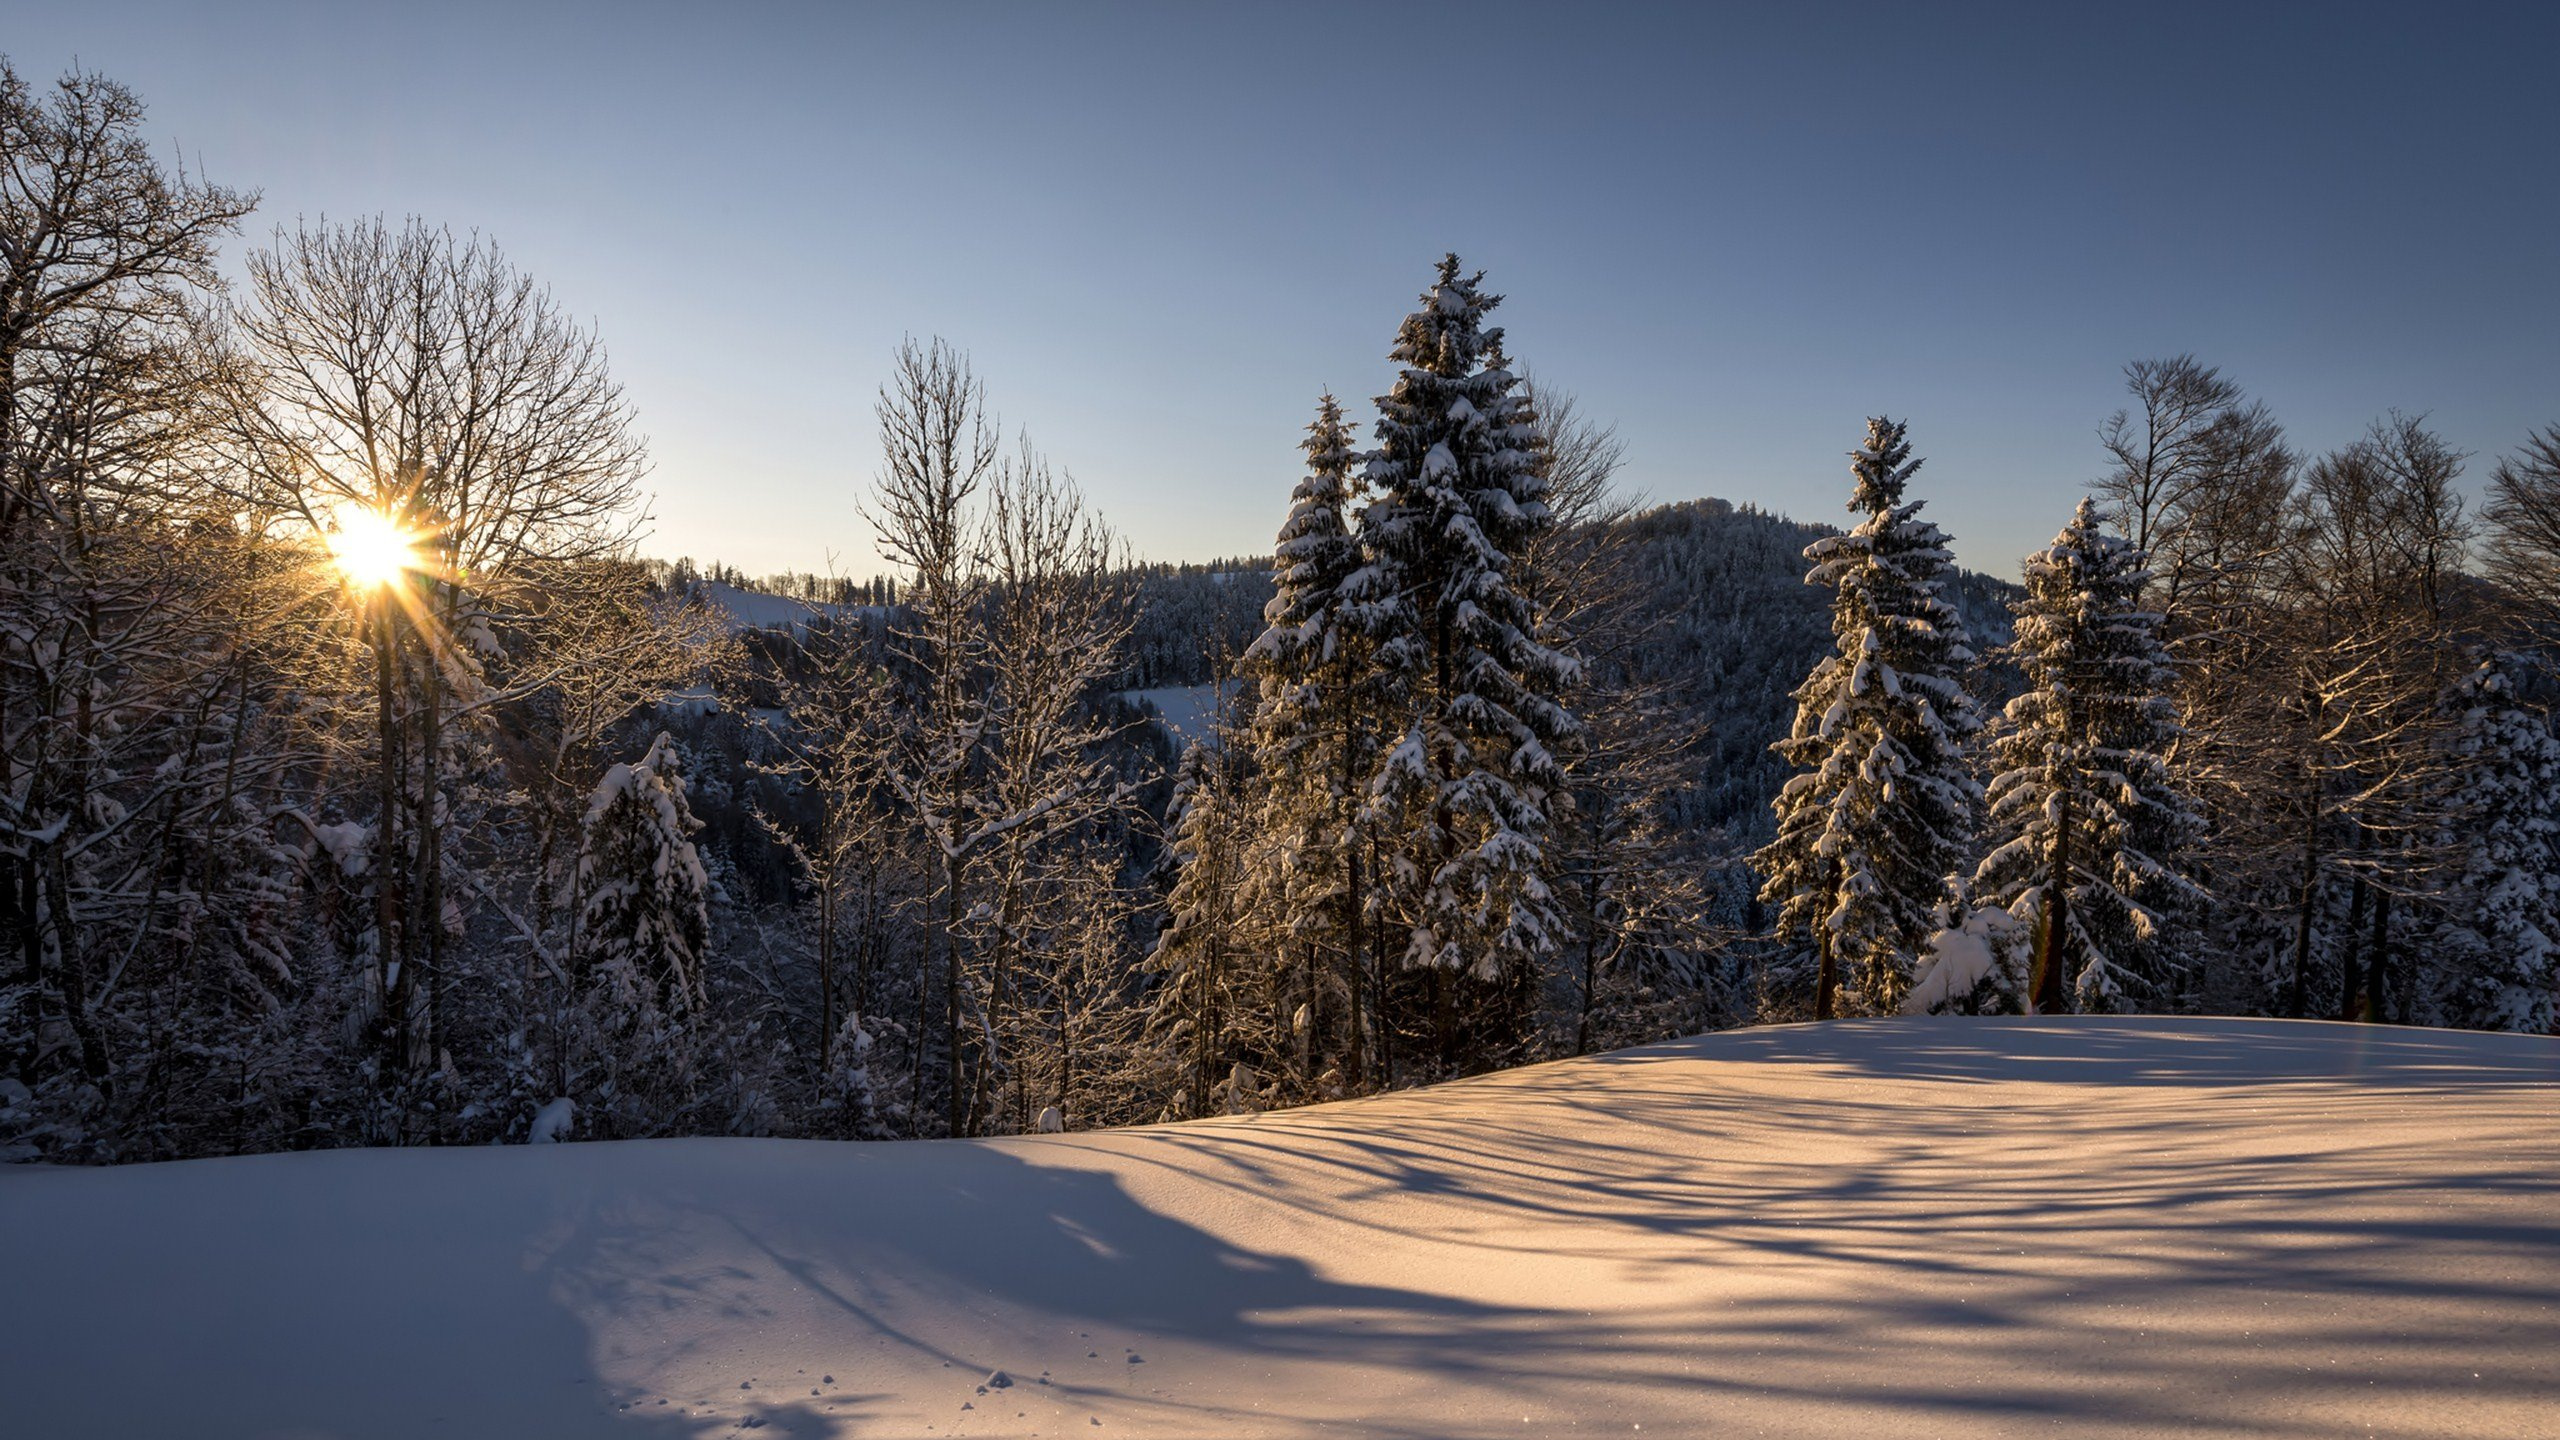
[11, 1, 2558, 580]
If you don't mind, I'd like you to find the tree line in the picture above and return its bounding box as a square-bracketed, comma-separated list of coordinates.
[1760, 363, 2560, 1036]
[3, 60, 2553, 1165]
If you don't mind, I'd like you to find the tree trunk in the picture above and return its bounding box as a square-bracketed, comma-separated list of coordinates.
[418, 585, 447, 1088]
[2036, 798, 2072, 1015]
[942, 849, 963, 1137]
[373, 602, 406, 1077]
[1814, 925, 1838, 1022]
[2367, 888, 2394, 1025]
[2284, 772, 2322, 1020]
[1345, 838, 1367, 1090]
[818, 870, 837, 1070]
[2336, 870, 2369, 1023]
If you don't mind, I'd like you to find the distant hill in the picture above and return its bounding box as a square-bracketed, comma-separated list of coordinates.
[685, 497, 2023, 847]
[1602, 497, 2019, 841]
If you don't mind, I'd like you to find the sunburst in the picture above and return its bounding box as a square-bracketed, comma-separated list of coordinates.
[325, 505, 425, 590]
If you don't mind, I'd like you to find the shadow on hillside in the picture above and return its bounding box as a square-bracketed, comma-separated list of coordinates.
[10, 1017, 2555, 1438]
[526, 1138, 1529, 1435]
[1067, 1018, 2560, 1432]
[1613, 1015, 2560, 1089]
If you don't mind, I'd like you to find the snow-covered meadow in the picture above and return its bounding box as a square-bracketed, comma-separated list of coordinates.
[4, 1017, 2554, 1439]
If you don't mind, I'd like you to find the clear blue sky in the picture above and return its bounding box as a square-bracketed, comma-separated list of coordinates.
[12, 1, 2557, 577]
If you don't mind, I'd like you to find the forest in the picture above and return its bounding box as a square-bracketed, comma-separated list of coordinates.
[5, 58, 2557, 1165]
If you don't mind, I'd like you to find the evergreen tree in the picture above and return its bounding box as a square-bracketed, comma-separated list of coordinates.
[1350, 255, 1580, 1057]
[1973, 498, 2201, 1012]
[1240, 393, 1376, 1090]
[2431, 655, 2560, 1033]
[577, 731, 711, 1027]
[1754, 418, 1983, 1017]
[1146, 738, 1266, 1116]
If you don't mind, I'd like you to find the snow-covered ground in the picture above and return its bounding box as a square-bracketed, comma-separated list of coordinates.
[695, 581, 886, 636]
[1120, 683, 1226, 743]
[4, 1018, 2555, 1439]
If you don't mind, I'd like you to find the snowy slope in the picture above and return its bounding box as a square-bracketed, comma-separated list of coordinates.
[695, 581, 887, 635]
[4, 1018, 2556, 1439]
[1121, 683, 1226, 743]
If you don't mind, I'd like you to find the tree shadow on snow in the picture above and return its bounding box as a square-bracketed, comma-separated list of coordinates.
[1614, 1013, 2560, 1088]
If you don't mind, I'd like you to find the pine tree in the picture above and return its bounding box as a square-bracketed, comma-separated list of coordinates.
[1973, 498, 2201, 1013]
[1754, 418, 1983, 1017]
[1351, 255, 1580, 1059]
[1146, 738, 1264, 1116]
[576, 731, 711, 1026]
[2431, 655, 2560, 1033]
[1240, 393, 1377, 1090]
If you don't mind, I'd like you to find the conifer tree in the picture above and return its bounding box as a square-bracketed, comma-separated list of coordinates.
[576, 731, 711, 1024]
[1146, 737, 1263, 1115]
[1973, 498, 2201, 1012]
[1754, 418, 1982, 1017]
[1351, 255, 1580, 1056]
[2431, 654, 2560, 1033]
[564, 731, 715, 1135]
[1240, 394, 1376, 1088]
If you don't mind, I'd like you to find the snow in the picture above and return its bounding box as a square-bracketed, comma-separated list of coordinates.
[312, 820, 371, 877]
[1906, 922, 2001, 1012]
[3, 1017, 2555, 1438]
[659, 684, 718, 717]
[527, 1097, 576, 1145]
[695, 582, 886, 636]
[1904, 905, 2026, 1014]
[1121, 684, 1223, 742]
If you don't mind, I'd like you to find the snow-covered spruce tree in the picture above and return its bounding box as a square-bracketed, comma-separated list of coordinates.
[572, 731, 712, 1134]
[1239, 393, 1378, 1092]
[1753, 418, 1983, 1017]
[1969, 498, 2200, 1013]
[1351, 255, 1580, 1067]
[2429, 655, 2560, 1033]
[1146, 736, 1271, 1117]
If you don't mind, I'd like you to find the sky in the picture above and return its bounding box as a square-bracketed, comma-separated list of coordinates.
[9, 1, 2558, 578]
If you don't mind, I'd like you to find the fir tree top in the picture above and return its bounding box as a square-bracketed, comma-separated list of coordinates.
[1849, 416, 1922, 514]
[1255, 393, 1360, 649]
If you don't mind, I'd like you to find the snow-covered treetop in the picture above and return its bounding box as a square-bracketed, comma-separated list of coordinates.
[1849, 416, 1923, 515]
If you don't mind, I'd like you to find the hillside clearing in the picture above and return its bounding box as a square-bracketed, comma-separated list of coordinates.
[3, 1017, 2554, 1439]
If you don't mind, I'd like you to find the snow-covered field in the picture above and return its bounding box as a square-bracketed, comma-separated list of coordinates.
[696, 582, 887, 636]
[4, 1018, 2555, 1439]
[1120, 683, 1225, 742]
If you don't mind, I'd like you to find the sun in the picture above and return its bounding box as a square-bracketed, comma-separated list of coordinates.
[326, 505, 424, 589]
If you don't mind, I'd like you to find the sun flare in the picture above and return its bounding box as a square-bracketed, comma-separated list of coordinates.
[326, 506, 424, 589]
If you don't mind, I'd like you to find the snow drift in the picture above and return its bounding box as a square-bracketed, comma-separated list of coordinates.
[3, 1017, 2555, 1439]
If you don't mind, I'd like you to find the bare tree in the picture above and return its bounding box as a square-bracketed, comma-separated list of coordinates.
[2240, 419, 2470, 1020]
[0, 60, 253, 532]
[1515, 379, 1721, 1054]
[0, 59, 256, 1122]
[2481, 424, 2560, 640]
[968, 452, 1136, 1133]
[864, 336, 998, 1134]
[215, 217, 649, 1090]
[2096, 356, 2295, 632]
[865, 344, 1138, 1136]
